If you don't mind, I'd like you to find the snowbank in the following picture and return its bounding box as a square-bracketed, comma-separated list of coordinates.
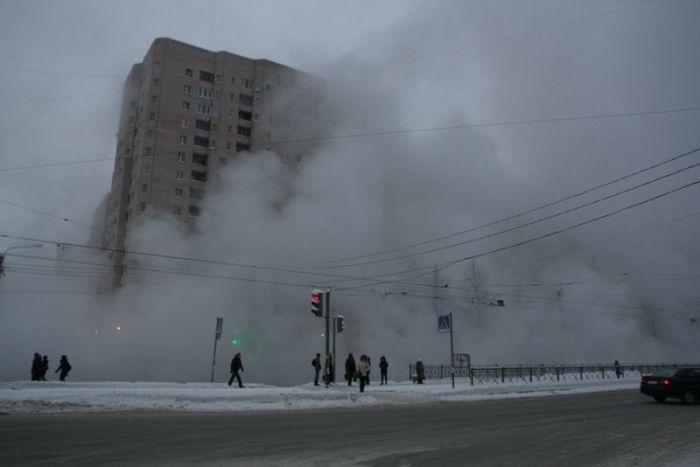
[0, 377, 639, 414]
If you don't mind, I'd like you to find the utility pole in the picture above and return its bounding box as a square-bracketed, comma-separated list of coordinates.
[324, 291, 331, 387]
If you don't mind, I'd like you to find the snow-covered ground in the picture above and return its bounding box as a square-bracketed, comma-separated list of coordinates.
[0, 376, 639, 414]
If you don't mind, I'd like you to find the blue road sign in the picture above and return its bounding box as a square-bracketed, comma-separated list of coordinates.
[437, 314, 451, 332]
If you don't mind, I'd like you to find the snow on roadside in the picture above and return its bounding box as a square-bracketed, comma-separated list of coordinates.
[0, 377, 639, 414]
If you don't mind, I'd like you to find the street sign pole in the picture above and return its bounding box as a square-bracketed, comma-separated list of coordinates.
[450, 312, 455, 389]
[210, 317, 223, 383]
[332, 316, 337, 384]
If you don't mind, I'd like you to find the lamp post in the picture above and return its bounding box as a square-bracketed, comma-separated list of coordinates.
[0, 243, 43, 277]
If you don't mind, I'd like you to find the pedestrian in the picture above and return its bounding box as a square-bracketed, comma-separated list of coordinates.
[415, 359, 425, 384]
[357, 355, 370, 393]
[55, 355, 72, 381]
[228, 352, 244, 388]
[30, 353, 42, 381]
[345, 353, 356, 386]
[614, 360, 623, 379]
[312, 353, 322, 386]
[379, 356, 389, 385]
[366, 356, 371, 385]
[40, 355, 49, 381]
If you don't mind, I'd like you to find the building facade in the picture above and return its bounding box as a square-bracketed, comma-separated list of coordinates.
[103, 38, 321, 286]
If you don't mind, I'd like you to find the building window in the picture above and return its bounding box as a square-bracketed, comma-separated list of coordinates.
[190, 187, 204, 199]
[198, 87, 213, 99]
[178, 152, 186, 162]
[239, 94, 253, 106]
[184, 84, 191, 95]
[241, 79, 252, 89]
[188, 206, 201, 217]
[149, 112, 155, 121]
[209, 140, 217, 149]
[199, 70, 214, 83]
[185, 68, 193, 78]
[140, 202, 146, 212]
[238, 110, 252, 121]
[181, 119, 189, 128]
[231, 77, 236, 85]
[141, 184, 148, 193]
[145, 147, 152, 156]
[182, 101, 190, 111]
[219, 157, 227, 166]
[176, 170, 185, 180]
[228, 109, 234, 119]
[237, 126, 251, 137]
[197, 103, 211, 115]
[227, 125, 232, 133]
[195, 119, 211, 131]
[215, 74, 222, 84]
[253, 113, 260, 121]
[174, 206, 182, 216]
[147, 129, 154, 137]
[143, 166, 151, 175]
[151, 95, 157, 103]
[180, 135, 187, 145]
[226, 142, 231, 150]
[192, 153, 208, 166]
[236, 143, 250, 152]
[193, 136, 209, 148]
[191, 170, 207, 182]
[175, 188, 183, 197]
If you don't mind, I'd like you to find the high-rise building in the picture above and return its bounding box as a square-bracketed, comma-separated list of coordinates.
[103, 38, 322, 286]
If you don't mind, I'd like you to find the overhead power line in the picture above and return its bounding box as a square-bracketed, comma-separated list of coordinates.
[322, 145, 700, 266]
[1, 106, 700, 173]
[324, 155, 700, 269]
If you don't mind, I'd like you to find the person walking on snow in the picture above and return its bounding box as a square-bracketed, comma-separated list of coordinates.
[415, 359, 425, 384]
[30, 353, 42, 381]
[55, 355, 72, 381]
[345, 353, 356, 386]
[357, 355, 370, 393]
[228, 353, 244, 388]
[379, 356, 389, 385]
[312, 353, 322, 386]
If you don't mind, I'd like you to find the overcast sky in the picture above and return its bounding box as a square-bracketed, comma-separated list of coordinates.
[1, 0, 699, 384]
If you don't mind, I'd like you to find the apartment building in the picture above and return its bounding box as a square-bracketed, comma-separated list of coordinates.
[103, 38, 322, 286]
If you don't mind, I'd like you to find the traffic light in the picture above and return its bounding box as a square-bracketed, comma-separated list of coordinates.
[311, 289, 324, 317]
[336, 315, 345, 333]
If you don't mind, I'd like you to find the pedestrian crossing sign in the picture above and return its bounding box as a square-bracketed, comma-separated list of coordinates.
[437, 314, 451, 332]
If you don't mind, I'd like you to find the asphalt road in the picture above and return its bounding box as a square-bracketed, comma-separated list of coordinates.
[1, 390, 698, 466]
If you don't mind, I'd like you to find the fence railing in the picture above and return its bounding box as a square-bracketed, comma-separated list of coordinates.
[408, 363, 699, 386]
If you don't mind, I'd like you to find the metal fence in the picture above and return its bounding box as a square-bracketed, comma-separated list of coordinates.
[408, 363, 699, 385]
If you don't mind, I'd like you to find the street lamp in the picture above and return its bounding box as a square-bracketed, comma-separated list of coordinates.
[0, 243, 43, 276]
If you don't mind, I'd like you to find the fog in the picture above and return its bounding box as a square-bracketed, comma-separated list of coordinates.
[1, 0, 699, 385]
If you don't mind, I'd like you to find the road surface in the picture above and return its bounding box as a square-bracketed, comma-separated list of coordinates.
[1, 390, 698, 466]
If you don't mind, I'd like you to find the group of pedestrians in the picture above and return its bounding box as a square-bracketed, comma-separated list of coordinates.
[30, 353, 72, 381]
[312, 353, 390, 393]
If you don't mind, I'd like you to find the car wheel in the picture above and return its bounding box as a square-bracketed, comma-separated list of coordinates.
[682, 392, 695, 405]
[654, 396, 666, 403]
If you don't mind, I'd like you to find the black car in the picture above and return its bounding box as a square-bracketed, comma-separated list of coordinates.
[640, 368, 700, 404]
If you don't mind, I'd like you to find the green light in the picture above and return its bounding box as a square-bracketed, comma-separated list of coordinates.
[231, 328, 243, 346]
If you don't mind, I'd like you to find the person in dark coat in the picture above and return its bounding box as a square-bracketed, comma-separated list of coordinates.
[345, 353, 356, 386]
[31, 353, 42, 381]
[312, 353, 322, 386]
[228, 353, 244, 388]
[40, 355, 49, 381]
[55, 355, 72, 381]
[614, 360, 623, 379]
[366, 356, 371, 385]
[379, 356, 389, 385]
[415, 359, 425, 384]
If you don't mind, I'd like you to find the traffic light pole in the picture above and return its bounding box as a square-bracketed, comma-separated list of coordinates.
[324, 291, 331, 388]
[332, 317, 337, 384]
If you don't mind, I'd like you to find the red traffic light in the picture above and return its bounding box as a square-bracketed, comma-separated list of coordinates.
[311, 289, 324, 317]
